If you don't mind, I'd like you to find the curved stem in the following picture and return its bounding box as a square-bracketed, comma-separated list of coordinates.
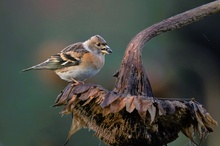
[113, 1, 220, 95]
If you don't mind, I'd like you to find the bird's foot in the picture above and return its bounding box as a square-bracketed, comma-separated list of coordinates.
[70, 78, 84, 86]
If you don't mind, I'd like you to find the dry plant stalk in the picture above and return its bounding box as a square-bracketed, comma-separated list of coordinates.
[53, 1, 219, 146]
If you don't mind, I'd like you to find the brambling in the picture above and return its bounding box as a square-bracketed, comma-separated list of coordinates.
[22, 35, 112, 84]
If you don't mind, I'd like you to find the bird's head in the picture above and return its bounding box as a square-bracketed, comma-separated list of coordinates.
[84, 35, 112, 55]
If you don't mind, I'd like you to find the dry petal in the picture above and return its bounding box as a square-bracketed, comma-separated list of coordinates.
[64, 114, 84, 146]
[126, 96, 135, 113]
[101, 92, 120, 107]
[110, 98, 126, 113]
[148, 105, 156, 124]
[134, 96, 153, 112]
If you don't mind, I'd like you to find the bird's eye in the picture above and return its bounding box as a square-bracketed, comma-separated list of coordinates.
[97, 43, 101, 47]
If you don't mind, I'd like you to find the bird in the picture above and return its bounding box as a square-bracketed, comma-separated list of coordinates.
[22, 35, 112, 84]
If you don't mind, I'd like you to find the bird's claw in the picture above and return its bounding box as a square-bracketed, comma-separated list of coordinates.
[70, 78, 84, 87]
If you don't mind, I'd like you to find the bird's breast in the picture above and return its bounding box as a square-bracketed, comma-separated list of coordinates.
[82, 53, 105, 70]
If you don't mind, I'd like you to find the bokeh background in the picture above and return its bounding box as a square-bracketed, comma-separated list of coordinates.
[0, 0, 219, 146]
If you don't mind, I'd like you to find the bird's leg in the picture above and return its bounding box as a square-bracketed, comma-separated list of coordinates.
[70, 78, 84, 86]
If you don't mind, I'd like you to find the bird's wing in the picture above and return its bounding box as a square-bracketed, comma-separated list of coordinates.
[22, 42, 90, 71]
[59, 42, 89, 66]
[48, 42, 90, 69]
[61, 42, 89, 53]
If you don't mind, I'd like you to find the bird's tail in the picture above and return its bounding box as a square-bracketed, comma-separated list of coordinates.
[21, 62, 51, 72]
[21, 67, 34, 72]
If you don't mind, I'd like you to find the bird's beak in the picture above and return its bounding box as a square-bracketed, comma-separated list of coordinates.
[101, 45, 112, 54]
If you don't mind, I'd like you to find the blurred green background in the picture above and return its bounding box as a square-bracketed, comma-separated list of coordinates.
[0, 0, 219, 146]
